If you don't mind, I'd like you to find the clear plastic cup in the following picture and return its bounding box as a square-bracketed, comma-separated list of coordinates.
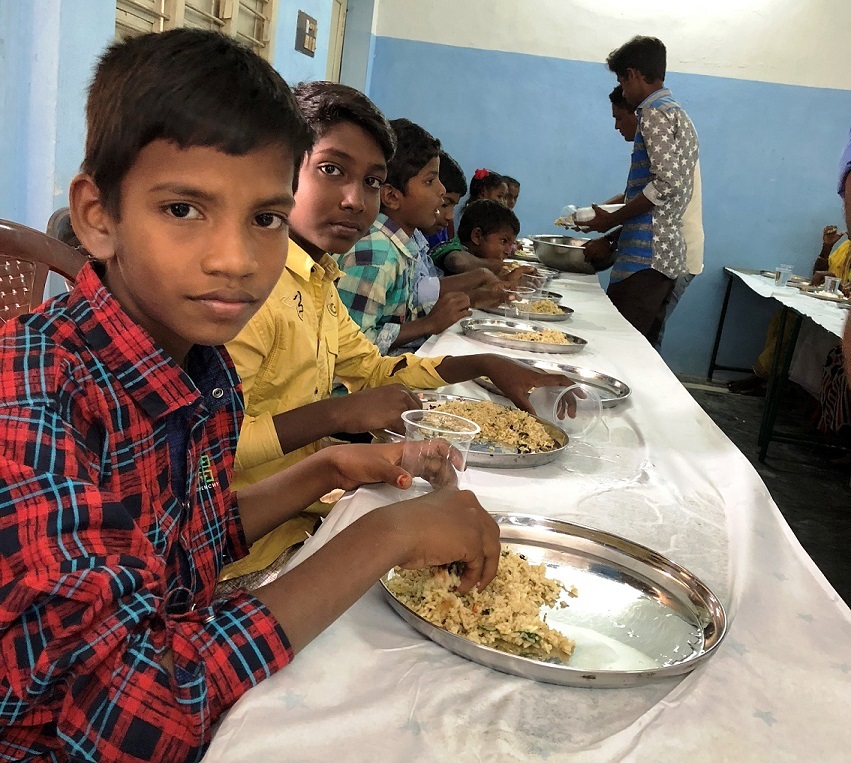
[501, 285, 536, 316]
[528, 383, 603, 440]
[774, 264, 793, 288]
[519, 273, 546, 295]
[399, 409, 480, 490]
[824, 276, 841, 295]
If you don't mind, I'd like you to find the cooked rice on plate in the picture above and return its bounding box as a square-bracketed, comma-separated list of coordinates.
[494, 328, 573, 344]
[386, 548, 577, 663]
[521, 299, 563, 315]
[432, 400, 556, 453]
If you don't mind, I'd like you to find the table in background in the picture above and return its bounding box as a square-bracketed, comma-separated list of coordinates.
[708, 267, 847, 460]
[205, 273, 851, 763]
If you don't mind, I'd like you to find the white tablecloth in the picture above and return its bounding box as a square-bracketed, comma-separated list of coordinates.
[205, 274, 851, 762]
[728, 268, 847, 338]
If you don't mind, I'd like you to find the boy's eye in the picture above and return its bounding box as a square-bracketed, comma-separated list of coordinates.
[255, 213, 287, 230]
[167, 203, 200, 219]
[365, 176, 384, 190]
[319, 164, 343, 177]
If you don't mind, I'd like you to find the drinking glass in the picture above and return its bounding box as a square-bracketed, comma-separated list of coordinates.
[399, 409, 480, 491]
[528, 383, 603, 441]
[774, 264, 793, 288]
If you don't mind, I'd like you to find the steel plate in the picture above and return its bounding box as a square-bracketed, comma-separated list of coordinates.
[804, 291, 850, 304]
[479, 301, 574, 322]
[373, 391, 568, 468]
[475, 360, 631, 408]
[461, 318, 587, 354]
[381, 513, 726, 687]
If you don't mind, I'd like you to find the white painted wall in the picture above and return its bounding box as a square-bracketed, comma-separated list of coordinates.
[372, 0, 851, 90]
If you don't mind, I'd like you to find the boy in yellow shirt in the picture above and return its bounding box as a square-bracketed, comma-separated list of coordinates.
[224, 83, 572, 577]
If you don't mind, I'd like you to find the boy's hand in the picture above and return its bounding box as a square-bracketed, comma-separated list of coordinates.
[583, 236, 613, 262]
[469, 281, 510, 308]
[335, 384, 422, 435]
[325, 440, 465, 491]
[823, 225, 846, 248]
[478, 356, 576, 414]
[426, 292, 473, 333]
[376, 488, 501, 593]
[500, 265, 538, 286]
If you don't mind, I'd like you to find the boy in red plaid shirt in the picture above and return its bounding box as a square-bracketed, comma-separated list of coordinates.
[0, 30, 499, 762]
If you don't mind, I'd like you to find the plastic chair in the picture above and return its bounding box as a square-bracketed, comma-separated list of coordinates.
[0, 218, 88, 324]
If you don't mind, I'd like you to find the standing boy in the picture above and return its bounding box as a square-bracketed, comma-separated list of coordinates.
[584, 36, 699, 347]
[0, 31, 500, 761]
[223, 83, 575, 577]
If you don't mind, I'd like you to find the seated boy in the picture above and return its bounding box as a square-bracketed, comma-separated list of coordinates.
[432, 199, 525, 277]
[335, 119, 476, 352]
[426, 150, 466, 248]
[0, 31, 500, 761]
[223, 82, 575, 577]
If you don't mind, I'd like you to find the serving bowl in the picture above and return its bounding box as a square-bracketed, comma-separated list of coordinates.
[529, 235, 615, 274]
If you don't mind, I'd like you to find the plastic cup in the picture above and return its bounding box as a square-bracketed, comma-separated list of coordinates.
[824, 276, 841, 295]
[774, 264, 793, 288]
[501, 285, 536, 316]
[399, 409, 480, 490]
[528, 383, 603, 440]
[519, 273, 546, 295]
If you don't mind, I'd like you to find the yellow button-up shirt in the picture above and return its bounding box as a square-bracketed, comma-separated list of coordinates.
[226, 240, 447, 490]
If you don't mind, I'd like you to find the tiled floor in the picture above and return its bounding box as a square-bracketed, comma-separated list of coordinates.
[681, 376, 850, 606]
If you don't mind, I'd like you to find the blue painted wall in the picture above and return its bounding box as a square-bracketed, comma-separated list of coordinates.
[274, 0, 334, 85]
[365, 36, 851, 375]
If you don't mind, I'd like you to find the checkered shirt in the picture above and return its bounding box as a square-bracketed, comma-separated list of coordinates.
[334, 213, 420, 354]
[0, 263, 291, 762]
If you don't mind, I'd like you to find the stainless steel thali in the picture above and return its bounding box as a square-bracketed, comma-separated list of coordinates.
[461, 317, 587, 354]
[373, 391, 568, 468]
[476, 359, 631, 408]
[479, 301, 574, 322]
[381, 513, 726, 688]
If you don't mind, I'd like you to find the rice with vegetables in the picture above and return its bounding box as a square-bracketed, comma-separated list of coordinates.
[432, 400, 556, 452]
[386, 548, 576, 662]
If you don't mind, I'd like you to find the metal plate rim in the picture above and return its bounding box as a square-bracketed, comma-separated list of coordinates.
[475, 360, 631, 408]
[462, 318, 588, 355]
[380, 512, 727, 688]
[478, 303, 574, 322]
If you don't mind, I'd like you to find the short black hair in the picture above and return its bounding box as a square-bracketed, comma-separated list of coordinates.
[468, 168, 505, 203]
[83, 29, 312, 218]
[385, 118, 441, 192]
[609, 85, 634, 112]
[606, 36, 666, 83]
[457, 199, 520, 243]
[294, 81, 396, 162]
[439, 151, 467, 196]
[502, 175, 520, 190]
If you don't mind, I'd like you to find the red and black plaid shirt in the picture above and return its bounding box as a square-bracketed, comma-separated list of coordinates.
[0, 263, 291, 762]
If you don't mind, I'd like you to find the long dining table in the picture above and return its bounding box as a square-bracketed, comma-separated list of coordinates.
[204, 272, 851, 762]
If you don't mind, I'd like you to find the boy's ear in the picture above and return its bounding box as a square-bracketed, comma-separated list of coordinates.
[470, 226, 484, 245]
[69, 174, 117, 264]
[380, 183, 403, 211]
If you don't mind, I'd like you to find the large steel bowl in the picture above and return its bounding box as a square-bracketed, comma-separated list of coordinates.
[530, 234, 615, 274]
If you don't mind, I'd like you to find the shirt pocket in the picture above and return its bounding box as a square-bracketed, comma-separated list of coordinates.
[320, 310, 340, 397]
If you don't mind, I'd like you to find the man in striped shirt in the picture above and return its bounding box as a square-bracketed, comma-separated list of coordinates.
[585, 36, 699, 347]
